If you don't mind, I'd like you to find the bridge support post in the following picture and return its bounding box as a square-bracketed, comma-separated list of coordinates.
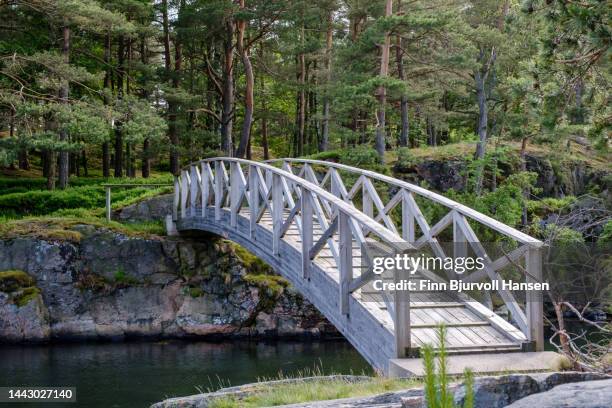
[301, 187, 312, 279]
[230, 162, 240, 227]
[272, 173, 283, 255]
[338, 211, 352, 315]
[401, 190, 414, 243]
[201, 163, 209, 218]
[394, 266, 411, 358]
[526, 246, 544, 351]
[249, 165, 258, 238]
[215, 161, 223, 221]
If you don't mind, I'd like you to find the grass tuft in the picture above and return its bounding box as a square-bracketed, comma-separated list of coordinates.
[209, 375, 420, 408]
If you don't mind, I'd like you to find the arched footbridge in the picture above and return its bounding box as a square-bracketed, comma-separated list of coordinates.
[170, 158, 546, 374]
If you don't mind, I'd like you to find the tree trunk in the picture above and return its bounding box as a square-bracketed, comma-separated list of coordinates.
[375, 0, 393, 163]
[473, 66, 488, 194]
[320, 10, 333, 152]
[114, 35, 125, 178]
[162, 0, 181, 175]
[142, 138, 150, 178]
[235, 0, 254, 158]
[43, 117, 55, 190]
[221, 16, 235, 156]
[553, 302, 571, 356]
[395, 4, 408, 148]
[18, 149, 29, 170]
[296, 19, 306, 157]
[102, 33, 112, 178]
[140, 36, 150, 178]
[58, 26, 70, 189]
[520, 136, 529, 225]
[82, 150, 88, 176]
[259, 49, 270, 160]
[474, 68, 488, 160]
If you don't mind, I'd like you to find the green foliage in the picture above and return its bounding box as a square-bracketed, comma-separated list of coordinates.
[113, 269, 138, 285]
[421, 325, 474, 408]
[232, 244, 272, 275]
[600, 220, 612, 244]
[0, 270, 35, 293]
[0, 176, 171, 218]
[0, 270, 40, 307]
[188, 286, 204, 298]
[209, 372, 419, 408]
[395, 147, 419, 170]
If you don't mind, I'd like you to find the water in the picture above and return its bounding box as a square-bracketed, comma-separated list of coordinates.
[0, 340, 371, 408]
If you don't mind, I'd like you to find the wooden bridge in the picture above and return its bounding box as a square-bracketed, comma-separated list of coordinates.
[170, 157, 546, 374]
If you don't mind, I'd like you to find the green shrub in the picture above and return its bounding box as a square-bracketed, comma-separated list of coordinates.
[395, 147, 419, 170]
[421, 325, 474, 408]
[340, 145, 380, 167]
[0, 176, 172, 218]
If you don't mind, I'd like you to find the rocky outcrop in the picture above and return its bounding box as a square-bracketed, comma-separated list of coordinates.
[0, 227, 336, 343]
[392, 153, 610, 200]
[506, 378, 612, 408]
[115, 194, 174, 222]
[150, 376, 373, 408]
[394, 160, 466, 192]
[150, 371, 609, 408]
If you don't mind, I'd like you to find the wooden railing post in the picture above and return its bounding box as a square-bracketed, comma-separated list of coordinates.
[394, 267, 411, 357]
[105, 186, 111, 222]
[339, 210, 352, 315]
[301, 187, 312, 279]
[249, 165, 259, 238]
[272, 172, 283, 255]
[190, 165, 199, 217]
[230, 162, 240, 227]
[526, 246, 544, 351]
[180, 170, 189, 219]
[201, 163, 209, 218]
[362, 186, 373, 218]
[401, 190, 415, 243]
[214, 161, 223, 221]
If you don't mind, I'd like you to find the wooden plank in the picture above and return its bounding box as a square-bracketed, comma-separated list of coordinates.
[249, 165, 259, 238]
[363, 178, 399, 235]
[463, 245, 528, 283]
[526, 246, 544, 351]
[394, 267, 411, 357]
[402, 190, 415, 243]
[272, 173, 283, 255]
[339, 211, 352, 315]
[309, 217, 338, 260]
[180, 170, 190, 219]
[201, 162, 210, 218]
[301, 188, 313, 279]
[214, 161, 223, 221]
[190, 165, 201, 217]
[280, 196, 302, 238]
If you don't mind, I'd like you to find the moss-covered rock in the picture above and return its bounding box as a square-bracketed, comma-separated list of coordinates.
[0, 229, 335, 343]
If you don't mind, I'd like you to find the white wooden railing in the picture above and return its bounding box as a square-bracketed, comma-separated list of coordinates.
[173, 157, 545, 354]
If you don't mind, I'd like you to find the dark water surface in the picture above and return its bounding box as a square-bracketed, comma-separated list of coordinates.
[0, 340, 371, 408]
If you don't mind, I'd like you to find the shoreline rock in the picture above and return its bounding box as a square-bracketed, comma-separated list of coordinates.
[0, 227, 338, 343]
[150, 371, 610, 408]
